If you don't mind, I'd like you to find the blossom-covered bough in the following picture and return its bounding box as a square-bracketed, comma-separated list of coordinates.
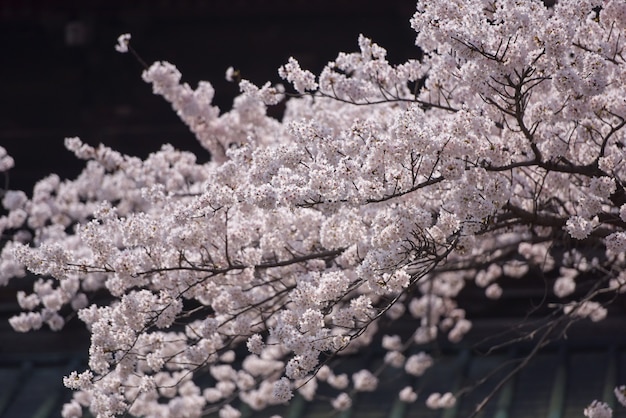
[2, 0, 626, 417]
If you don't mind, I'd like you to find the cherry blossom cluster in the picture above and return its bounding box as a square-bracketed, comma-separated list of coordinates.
[1, 0, 626, 417]
[586, 389, 626, 418]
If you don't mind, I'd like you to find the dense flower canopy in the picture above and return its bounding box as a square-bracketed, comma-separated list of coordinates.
[2, 0, 626, 417]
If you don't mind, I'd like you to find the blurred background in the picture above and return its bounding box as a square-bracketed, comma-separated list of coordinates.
[0, 0, 417, 192]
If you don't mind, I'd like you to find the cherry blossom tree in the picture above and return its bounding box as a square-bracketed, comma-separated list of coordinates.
[2, 0, 626, 417]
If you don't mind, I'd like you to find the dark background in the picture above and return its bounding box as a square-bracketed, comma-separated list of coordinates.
[0, 0, 421, 353]
[0, 0, 418, 192]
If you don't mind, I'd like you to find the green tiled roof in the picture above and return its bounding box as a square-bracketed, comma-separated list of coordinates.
[196, 344, 623, 418]
[0, 328, 624, 418]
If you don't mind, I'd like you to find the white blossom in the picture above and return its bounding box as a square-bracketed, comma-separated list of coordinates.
[405, 352, 433, 376]
[615, 386, 626, 407]
[2, 190, 27, 210]
[384, 350, 405, 368]
[331, 393, 352, 411]
[225, 66, 237, 82]
[278, 57, 318, 93]
[352, 369, 378, 392]
[0, 146, 14, 171]
[399, 386, 418, 403]
[9, 311, 42, 332]
[219, 404, 241, 418]
[63, 370, 94, 390]
[114, 33, 131, 53]
[426, 392, 456, 409]
[485, 283, 502, 300]
[584, 401, 613, 418]
[272, 377, 293, 403]
[554, 268, 577, 298]
[382, 334, 403, 351]
[566, 216, 593, 240]
[564, 301, 607, 322]
[61, 400, 83, 418]
[327, 373, 349, 390]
